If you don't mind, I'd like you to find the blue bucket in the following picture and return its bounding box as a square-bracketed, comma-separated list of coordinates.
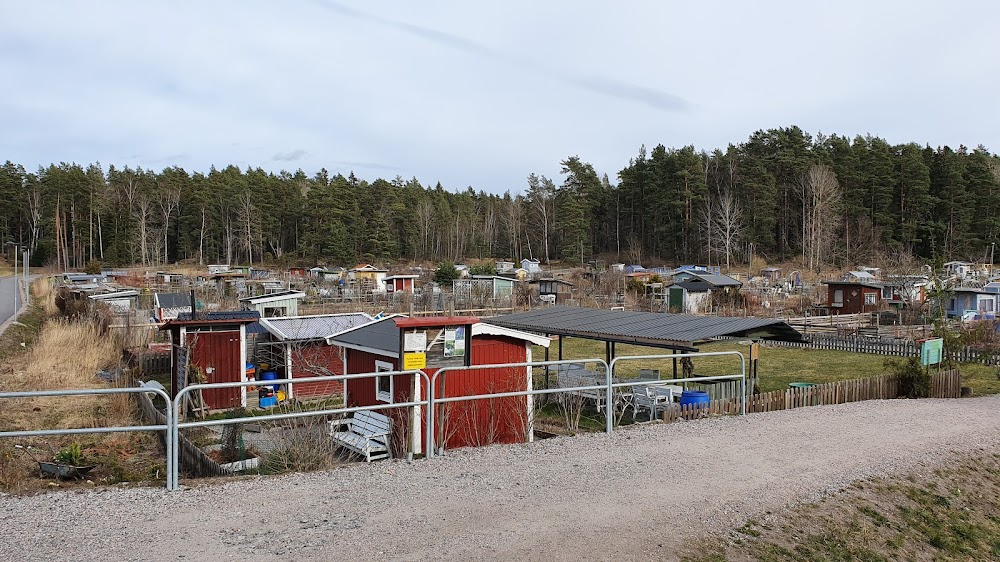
[679, 390, 711, 408]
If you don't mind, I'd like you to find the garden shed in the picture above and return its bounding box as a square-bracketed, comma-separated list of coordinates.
[256, 312, 374, 399]
[154, 292, 193, 322]
[160, 311, 259, 411]
[239, 290, 305, 318]
[384, 274, 419, 294]
[327, 315, 550, 457]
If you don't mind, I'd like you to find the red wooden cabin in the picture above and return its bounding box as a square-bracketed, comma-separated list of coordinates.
[326, 316, 550, 457]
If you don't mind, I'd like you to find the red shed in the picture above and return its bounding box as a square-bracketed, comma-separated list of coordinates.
[326, 315, 550, 457]
[824, 280, 884, 314]
[256, 313, 373, 400]
[160, 311, 259, 411]
[384, 274, 418, 294]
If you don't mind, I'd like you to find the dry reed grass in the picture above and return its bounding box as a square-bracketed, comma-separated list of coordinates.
[31, 277, 58, 317]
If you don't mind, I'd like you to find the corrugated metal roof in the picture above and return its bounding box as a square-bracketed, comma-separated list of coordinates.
[260, 313, 373, 341]
[489, 306, 803, 348]
[689, 273, 742, 287]
[327, 316, 401, 357]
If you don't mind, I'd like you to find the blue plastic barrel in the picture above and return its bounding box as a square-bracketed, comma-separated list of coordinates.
[679, 390, 711, 408]
[261, 370, 279, 391]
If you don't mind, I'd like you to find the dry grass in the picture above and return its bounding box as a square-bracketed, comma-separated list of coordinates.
[0, 295, 155, 491]
[17, 320, 117, 390]
[31, 277, 58, 317]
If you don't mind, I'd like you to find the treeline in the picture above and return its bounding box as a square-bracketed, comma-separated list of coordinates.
[2, 126, 998, 270]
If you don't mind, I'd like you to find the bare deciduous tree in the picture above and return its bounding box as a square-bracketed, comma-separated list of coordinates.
[711, 190, 744, 271]
[798, 164, 842, 272]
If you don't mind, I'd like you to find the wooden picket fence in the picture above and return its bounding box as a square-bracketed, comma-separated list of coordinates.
[764, 335, 1000, 365]
[660, 369, 961, 422]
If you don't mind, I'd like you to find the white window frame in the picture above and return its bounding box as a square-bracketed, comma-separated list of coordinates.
[833, 289, 844, 306]
[375, 360, 393, 403]
[864, 292, 877, 305]
[881, 286, 893, 300]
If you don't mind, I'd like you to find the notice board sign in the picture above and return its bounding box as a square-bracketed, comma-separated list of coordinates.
[403, 352, 427, 370]
[403, 330, 427, 352]
[920, 338, 943, 366]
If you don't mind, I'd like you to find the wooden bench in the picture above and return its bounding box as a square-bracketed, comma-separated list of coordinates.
[329, 411, 391, 462]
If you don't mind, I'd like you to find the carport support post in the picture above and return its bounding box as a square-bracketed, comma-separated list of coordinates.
[605, 340, 610, 367]
[544, 334, 550, 389]
[558, 335, 563, 361]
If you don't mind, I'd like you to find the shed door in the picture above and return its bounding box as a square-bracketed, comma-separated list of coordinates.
[190, 330, 242, 410]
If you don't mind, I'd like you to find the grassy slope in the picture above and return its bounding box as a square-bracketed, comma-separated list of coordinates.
[534, 339, 1000, 395]
[683, 453, 1000, 561]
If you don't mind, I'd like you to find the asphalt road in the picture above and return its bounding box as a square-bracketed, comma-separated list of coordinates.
[0, 275, 20, 329]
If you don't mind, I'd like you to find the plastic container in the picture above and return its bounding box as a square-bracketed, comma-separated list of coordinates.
[679, 390, 711, 408]
[261, 370, 279, 391]
[260, 396, 277, 408]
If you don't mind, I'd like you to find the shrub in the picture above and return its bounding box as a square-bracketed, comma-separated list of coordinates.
[84, 259, 102, 275]
[434, 262, 460, 284]
[469, 263, 496, 276]
[886, 357, 930, 399]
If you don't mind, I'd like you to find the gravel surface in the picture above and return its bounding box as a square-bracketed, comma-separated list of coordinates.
[3, 395, 1000, 561]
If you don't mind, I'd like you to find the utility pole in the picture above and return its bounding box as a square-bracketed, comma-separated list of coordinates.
[7, 242, 18, 321]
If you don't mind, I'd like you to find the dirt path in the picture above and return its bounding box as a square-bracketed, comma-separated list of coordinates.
[3, 395, 1000, 561]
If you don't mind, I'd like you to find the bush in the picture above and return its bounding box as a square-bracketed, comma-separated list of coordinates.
[434, 262, 460, 284]
[84, 259, 102, 275]
[469, 263, 496, 276]
[886, 357, 930, 399]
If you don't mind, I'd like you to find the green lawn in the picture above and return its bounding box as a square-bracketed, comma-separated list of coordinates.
[533, 338, 1000, 395]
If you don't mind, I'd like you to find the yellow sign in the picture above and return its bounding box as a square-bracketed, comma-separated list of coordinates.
[749, 342, 760, 361]
[403, 352, 426, 370]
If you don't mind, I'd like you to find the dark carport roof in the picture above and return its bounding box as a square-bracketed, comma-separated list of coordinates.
[489, 305, 804, 350]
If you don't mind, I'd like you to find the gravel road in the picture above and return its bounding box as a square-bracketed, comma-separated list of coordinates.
[3, 395, 1000, 561]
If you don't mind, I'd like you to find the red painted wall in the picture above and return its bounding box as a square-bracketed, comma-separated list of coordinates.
[290, 344, 344, 398]
[341, 335, 532, 456]
[828, 284, 881, 314]
[189, 330, 242, 409]
[436, 336, 528, 449]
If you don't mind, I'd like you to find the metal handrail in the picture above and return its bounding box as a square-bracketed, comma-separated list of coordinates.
[427, 358, 611, 456]
[0, 386, 174, 490]
[609, 351, 747, 416]
[170, 370, 430, 490]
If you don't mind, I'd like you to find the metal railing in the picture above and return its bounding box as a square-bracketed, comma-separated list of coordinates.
[609, 352, 747, 416]
[170, 370, 430, 490]
[428, 359, 612, 456]
[0, 353, 746, 491]
[0, 386, 174, 488]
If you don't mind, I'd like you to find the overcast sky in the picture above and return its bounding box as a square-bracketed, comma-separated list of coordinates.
[2, 1, 998, 193]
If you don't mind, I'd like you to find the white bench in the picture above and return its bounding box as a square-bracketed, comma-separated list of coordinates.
[555, 366, 608, 411]
[329, 411, 391, 462]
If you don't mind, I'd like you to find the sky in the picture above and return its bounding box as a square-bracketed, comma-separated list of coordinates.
[2, 1, 999, 194]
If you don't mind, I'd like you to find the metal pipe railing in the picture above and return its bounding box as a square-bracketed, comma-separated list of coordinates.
[0, 386, 174, 489]
[609, 351, 747, 416]
[171, 370, 430, 489]
[428, 358, 611, 455]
